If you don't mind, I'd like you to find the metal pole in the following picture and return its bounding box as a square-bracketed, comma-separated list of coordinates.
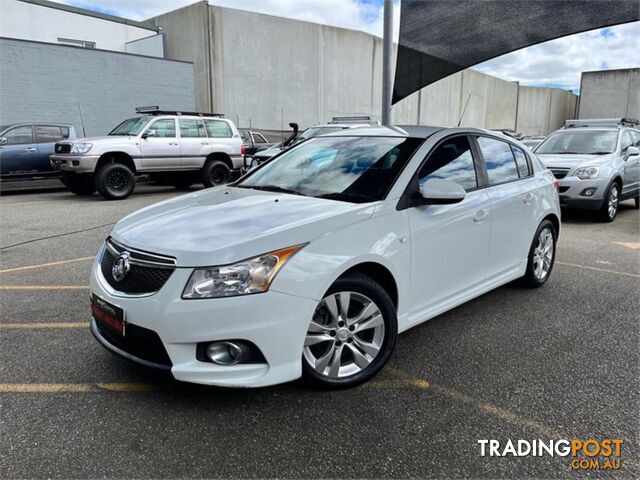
[381, 0, 393, 125]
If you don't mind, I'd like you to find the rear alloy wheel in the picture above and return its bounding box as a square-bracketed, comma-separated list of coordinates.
[62, 173, 96, 196]
[520, 220, 557, 288]
[95, 163, 135, 200]
[201, 160, 231, 188]
[600, 182, 619, 222]
[302, 274, 396, 389]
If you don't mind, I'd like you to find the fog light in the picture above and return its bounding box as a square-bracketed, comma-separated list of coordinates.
[206, 341, 243, 365]
[580, 188, 597, 197]
[72, 160, 80, 166]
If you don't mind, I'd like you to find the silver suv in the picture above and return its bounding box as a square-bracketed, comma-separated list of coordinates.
[50, 107, 244, 200]
[535, 118, 640, 222]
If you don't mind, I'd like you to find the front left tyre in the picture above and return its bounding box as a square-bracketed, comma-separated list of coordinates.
[599, 181, 620, 222]
[95, 163, 136, 200]
[301, 273, 397, 389]
[520, 219, 557, 288]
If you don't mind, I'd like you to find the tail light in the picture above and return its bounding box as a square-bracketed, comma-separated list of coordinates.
[240, 144, 245, 156]
[553, 178, 559, 192]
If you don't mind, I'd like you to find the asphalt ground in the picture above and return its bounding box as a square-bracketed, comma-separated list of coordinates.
[0, 183, 638, 479]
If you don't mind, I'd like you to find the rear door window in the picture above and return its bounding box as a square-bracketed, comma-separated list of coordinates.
[477, 137, 519, 185]
[179, 119, 207, 138]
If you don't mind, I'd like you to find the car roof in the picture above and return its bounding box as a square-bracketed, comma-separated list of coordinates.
[323, 125, 444, 138]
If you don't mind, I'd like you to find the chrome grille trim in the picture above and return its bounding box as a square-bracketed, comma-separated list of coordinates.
[106, 238, 176, 268]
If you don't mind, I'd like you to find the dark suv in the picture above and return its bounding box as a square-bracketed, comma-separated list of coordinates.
[0, 123, 78, 181]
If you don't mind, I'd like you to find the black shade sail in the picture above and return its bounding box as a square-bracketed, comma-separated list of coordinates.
[393, 0, 639, 104]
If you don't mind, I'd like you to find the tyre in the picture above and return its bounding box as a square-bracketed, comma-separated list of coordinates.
[301, 273, 397, 389]
[520, 219, 557, 288]
[61, 173, 96, 196]
[634, 195, 639, 210]
[599, 182, 620, 222]
[95, 163, 135, 200]
[201, 160, 231, 188]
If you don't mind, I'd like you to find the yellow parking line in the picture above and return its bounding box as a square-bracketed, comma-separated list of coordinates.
[0, 322, 88, 329]
[0, 285, 90, 290]
[613, 241, 640, 250]
[556, 261, 640, 279]
[0, 256, 94, 273]
[0, 383, 154, 393]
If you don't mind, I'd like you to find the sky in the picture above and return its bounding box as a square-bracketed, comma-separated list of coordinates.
[54, 0, 639, 93]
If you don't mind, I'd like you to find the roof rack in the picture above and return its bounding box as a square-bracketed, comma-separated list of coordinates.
[135, 106, 224, 118]
[564, 118, 639, 128]
[329, 115, 380, 125]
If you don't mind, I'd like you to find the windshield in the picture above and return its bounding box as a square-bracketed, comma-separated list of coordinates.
[109, 117, 150, 136]
[238, 136, 422, 203]
[289, 126, 347, 146]
[535, 130, 618, 155]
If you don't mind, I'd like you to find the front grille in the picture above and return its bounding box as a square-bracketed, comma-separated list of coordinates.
[96, 319, 172, 367]
[100, 239, 175, 295]
[54, 143, 71, 154]
[559, 186, 570, 193]
[549, 168, 570, 179]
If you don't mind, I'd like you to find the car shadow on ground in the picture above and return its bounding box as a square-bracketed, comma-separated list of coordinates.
[560, 200, 638, 224]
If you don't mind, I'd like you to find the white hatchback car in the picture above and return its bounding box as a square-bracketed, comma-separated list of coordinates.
[90, 126, 561, 388]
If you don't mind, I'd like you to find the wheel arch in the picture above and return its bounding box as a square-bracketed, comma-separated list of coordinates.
[334, 261, 399, 311]
[541, 213, 560, 239]
[96, 152, 136, 174]
[205, 152, 233, 170]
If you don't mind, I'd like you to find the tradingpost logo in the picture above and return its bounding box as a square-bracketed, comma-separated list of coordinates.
[478, 438, 624, 471]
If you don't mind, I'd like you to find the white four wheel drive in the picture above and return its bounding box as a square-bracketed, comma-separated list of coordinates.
[50, 107, 245, 200]
[89, 125, 561, 389]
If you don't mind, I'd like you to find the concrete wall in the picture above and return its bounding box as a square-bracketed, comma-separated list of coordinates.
[1, 0, 162, 56]
[151, 3, 577, 134]
[579, 68, 640, 119]
[0, 38, 195, 136]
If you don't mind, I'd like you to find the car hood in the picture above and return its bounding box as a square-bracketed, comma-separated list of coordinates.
[61, 136, 135, 144]
[536, 153, 615, 168]
[110, 187, 376, 266]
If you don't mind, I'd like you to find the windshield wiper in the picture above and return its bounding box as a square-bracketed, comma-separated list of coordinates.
[238, 185, 306, 196]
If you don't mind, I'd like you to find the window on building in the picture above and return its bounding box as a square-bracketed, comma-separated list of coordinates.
[477, 136, 520, 185]
[419, 136, 477, 191]
[204, 120, 232, 138]
[57, 38, 96, 49]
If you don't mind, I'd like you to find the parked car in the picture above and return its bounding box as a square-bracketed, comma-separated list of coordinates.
[522, 136, 546, 150]
[240, 129, 274, 161]
[0, 123, 77, 181]
[50, 107, 244, 200]
[534, 118, 640, 221]
[90, 125, 560, 389]
[251, 116, 379, 167]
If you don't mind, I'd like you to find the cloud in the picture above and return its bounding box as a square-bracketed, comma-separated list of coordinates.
[51, 1, 638, 92]
[473, 21, 640, 93]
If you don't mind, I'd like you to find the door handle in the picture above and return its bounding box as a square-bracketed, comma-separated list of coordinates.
[523, 193, 536, 205]
[201, 142, 209, 145]
[25, 147, 37, 153]
[473, 209, 489, 223]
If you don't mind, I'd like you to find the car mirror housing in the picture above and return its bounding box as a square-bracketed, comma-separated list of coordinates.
[419, 178, 466, 205]
[142, 129, 156, 139]
[626, 146, 640, 158]
[0, 137, 7, 146]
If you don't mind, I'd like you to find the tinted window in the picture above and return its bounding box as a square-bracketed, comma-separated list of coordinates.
[621, 132, 633, 152]
[239, 136, 422, 203]
[535, 130, 617, 154]
[511, 145, 531, 177]
[180, 119, 207, 138]
[204, 120, 232, 138]
[4, 126, 33, 145]
[478, 137, 519, 184]
[419, 136, 477, 191]
[149, 119, 176, 138]
[35, 126, 65, 143]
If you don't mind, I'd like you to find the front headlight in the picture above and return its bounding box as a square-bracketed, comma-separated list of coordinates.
[182, 244, 305, 299]
[71, 143, 93, 154]
[574, 166, 599, 179]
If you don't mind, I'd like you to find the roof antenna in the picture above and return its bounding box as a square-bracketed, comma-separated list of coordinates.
[77, 101, 87, 137]
[458, 94, 472, 127]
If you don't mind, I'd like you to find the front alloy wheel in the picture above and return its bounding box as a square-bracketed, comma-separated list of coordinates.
[601, 183, 619, 222]
[302, 274, 397, 389]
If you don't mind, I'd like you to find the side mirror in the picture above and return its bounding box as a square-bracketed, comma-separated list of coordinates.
[142, 129, 156, 139]
[626, 146, 640, 158]
[0, 137, 7, 146]
[419, 178, 466, 205]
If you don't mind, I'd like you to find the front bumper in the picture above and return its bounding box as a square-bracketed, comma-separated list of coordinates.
[50, 154, 100, 173]
[90, 259, 318, 387]
[557, 175, 609, 210]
